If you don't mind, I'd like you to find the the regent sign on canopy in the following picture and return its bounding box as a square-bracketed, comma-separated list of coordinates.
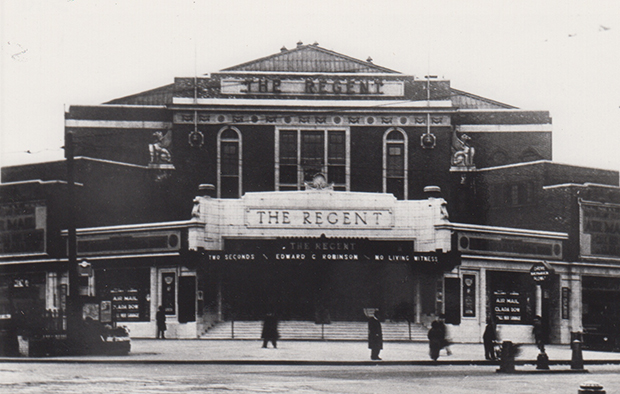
[245, 208, 393, 229]
[220, 76, 405, 97]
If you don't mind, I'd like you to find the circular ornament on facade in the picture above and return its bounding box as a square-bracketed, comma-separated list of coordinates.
[334, 116, 342, 124]
[421, 133, 436, 149]
[188, 130, 205, 148]
[400, 117, 408, 125]
[168, 234, 179, 248]
[284, 116, 292, 124]
[553, 244, 561, 256]
[459, 236, 469, 249]
[251, 115, 259, 123]
[217, 115, 226, 123]
[367, 117, 375, 124]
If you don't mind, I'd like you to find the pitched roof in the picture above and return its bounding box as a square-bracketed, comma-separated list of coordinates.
[221, 43, 400, 74]
[451, 88, 517, 109]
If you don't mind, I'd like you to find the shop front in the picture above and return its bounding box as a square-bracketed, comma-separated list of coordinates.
[70, 221, 199, 339]
[442, 223, 568, 344]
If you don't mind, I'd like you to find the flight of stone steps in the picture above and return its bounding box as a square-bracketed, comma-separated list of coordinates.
[200, 320, 429, 341]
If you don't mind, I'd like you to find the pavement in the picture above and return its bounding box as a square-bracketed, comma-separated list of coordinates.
[3, 339, 620, 366]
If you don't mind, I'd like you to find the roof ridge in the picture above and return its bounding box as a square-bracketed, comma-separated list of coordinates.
[221, 44, 400, 74]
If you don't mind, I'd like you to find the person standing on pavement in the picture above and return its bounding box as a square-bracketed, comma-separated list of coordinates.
[483, 318, 497, 360]
[368, 310, 383, 360]
[156, 305, 166, 339]
[261, 312, 279, 348]
[428, 320, 443, 361]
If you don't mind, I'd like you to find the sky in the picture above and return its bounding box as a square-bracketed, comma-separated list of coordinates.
[1, 0, 619, 174]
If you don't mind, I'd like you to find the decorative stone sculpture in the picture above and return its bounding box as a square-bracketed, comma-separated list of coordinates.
[451, 131, 475, 168]
[149, 130, 173, 165]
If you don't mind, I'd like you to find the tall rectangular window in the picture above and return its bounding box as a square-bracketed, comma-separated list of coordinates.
[221, 143, 239, 176]
[301, 131, 324, 182]
[277, 129, 348, 190]
[328, 131, 346, 185]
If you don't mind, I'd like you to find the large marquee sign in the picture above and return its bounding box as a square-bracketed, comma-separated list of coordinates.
[580, 200, 620, 258]
[0, 201, 46, 255]
[204, 238, 460, 272]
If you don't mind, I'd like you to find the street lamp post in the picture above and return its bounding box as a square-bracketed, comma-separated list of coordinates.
[65, 132, 82, 353]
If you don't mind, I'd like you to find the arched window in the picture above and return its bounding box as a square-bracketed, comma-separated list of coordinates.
[383, 128, 408, 200]
[217, 126, 242, 198]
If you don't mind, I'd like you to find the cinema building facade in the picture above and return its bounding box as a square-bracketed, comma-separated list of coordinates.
[2, 42, 620, 346]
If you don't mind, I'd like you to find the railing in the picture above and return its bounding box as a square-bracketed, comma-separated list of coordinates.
[14, 309, 66, 338]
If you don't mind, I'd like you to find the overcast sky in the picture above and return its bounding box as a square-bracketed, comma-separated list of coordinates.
[1, 0, 619, 174]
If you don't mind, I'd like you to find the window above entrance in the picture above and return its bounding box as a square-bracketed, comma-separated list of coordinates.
[276, 128, 349, 191]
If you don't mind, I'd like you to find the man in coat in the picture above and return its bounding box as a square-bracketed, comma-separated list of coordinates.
[483, 318, 497, 360]
[156, 306, 166, 339]
[261, 312, 279, 348]
[368, 310, 383, 360]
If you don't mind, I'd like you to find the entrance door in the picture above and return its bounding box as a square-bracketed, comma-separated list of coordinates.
[178, 276, 196, 323]
[444, 277, 461, 325]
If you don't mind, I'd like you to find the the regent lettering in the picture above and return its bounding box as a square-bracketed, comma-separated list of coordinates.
[241, 77, 383, 95]
[247, 209, 392, 229]
[221, 77, 405, 97]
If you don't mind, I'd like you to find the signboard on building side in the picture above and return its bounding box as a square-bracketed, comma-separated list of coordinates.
[0, 201, 46, 255]
[530, 262, 552, 283]
[580, 199, 620, 259]
[76, 230, 181, 256]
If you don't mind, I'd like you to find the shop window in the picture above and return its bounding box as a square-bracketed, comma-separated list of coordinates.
[487, 271, 535, 324]
[383, 128, 408, 200]
[276, 128, 349, 190]
[96, 268, 150, 322]
[582, 276, 620, 335]
[217, 126, 242, 198]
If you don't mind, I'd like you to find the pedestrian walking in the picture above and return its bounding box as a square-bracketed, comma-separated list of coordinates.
[483, 318, 497, 360]
[437, 314, 452, 356]
[428, 320, 443, 361]
[156, 306, 166, 339]
[261, 312, 279, 348]
[368, 310, 383, 360]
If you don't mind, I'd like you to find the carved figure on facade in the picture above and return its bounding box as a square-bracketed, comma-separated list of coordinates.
[304, 173, 334, 191]
[191, 198, 201, 219]
[149, 130, 173, 165]
[451, 131, 475, 168]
